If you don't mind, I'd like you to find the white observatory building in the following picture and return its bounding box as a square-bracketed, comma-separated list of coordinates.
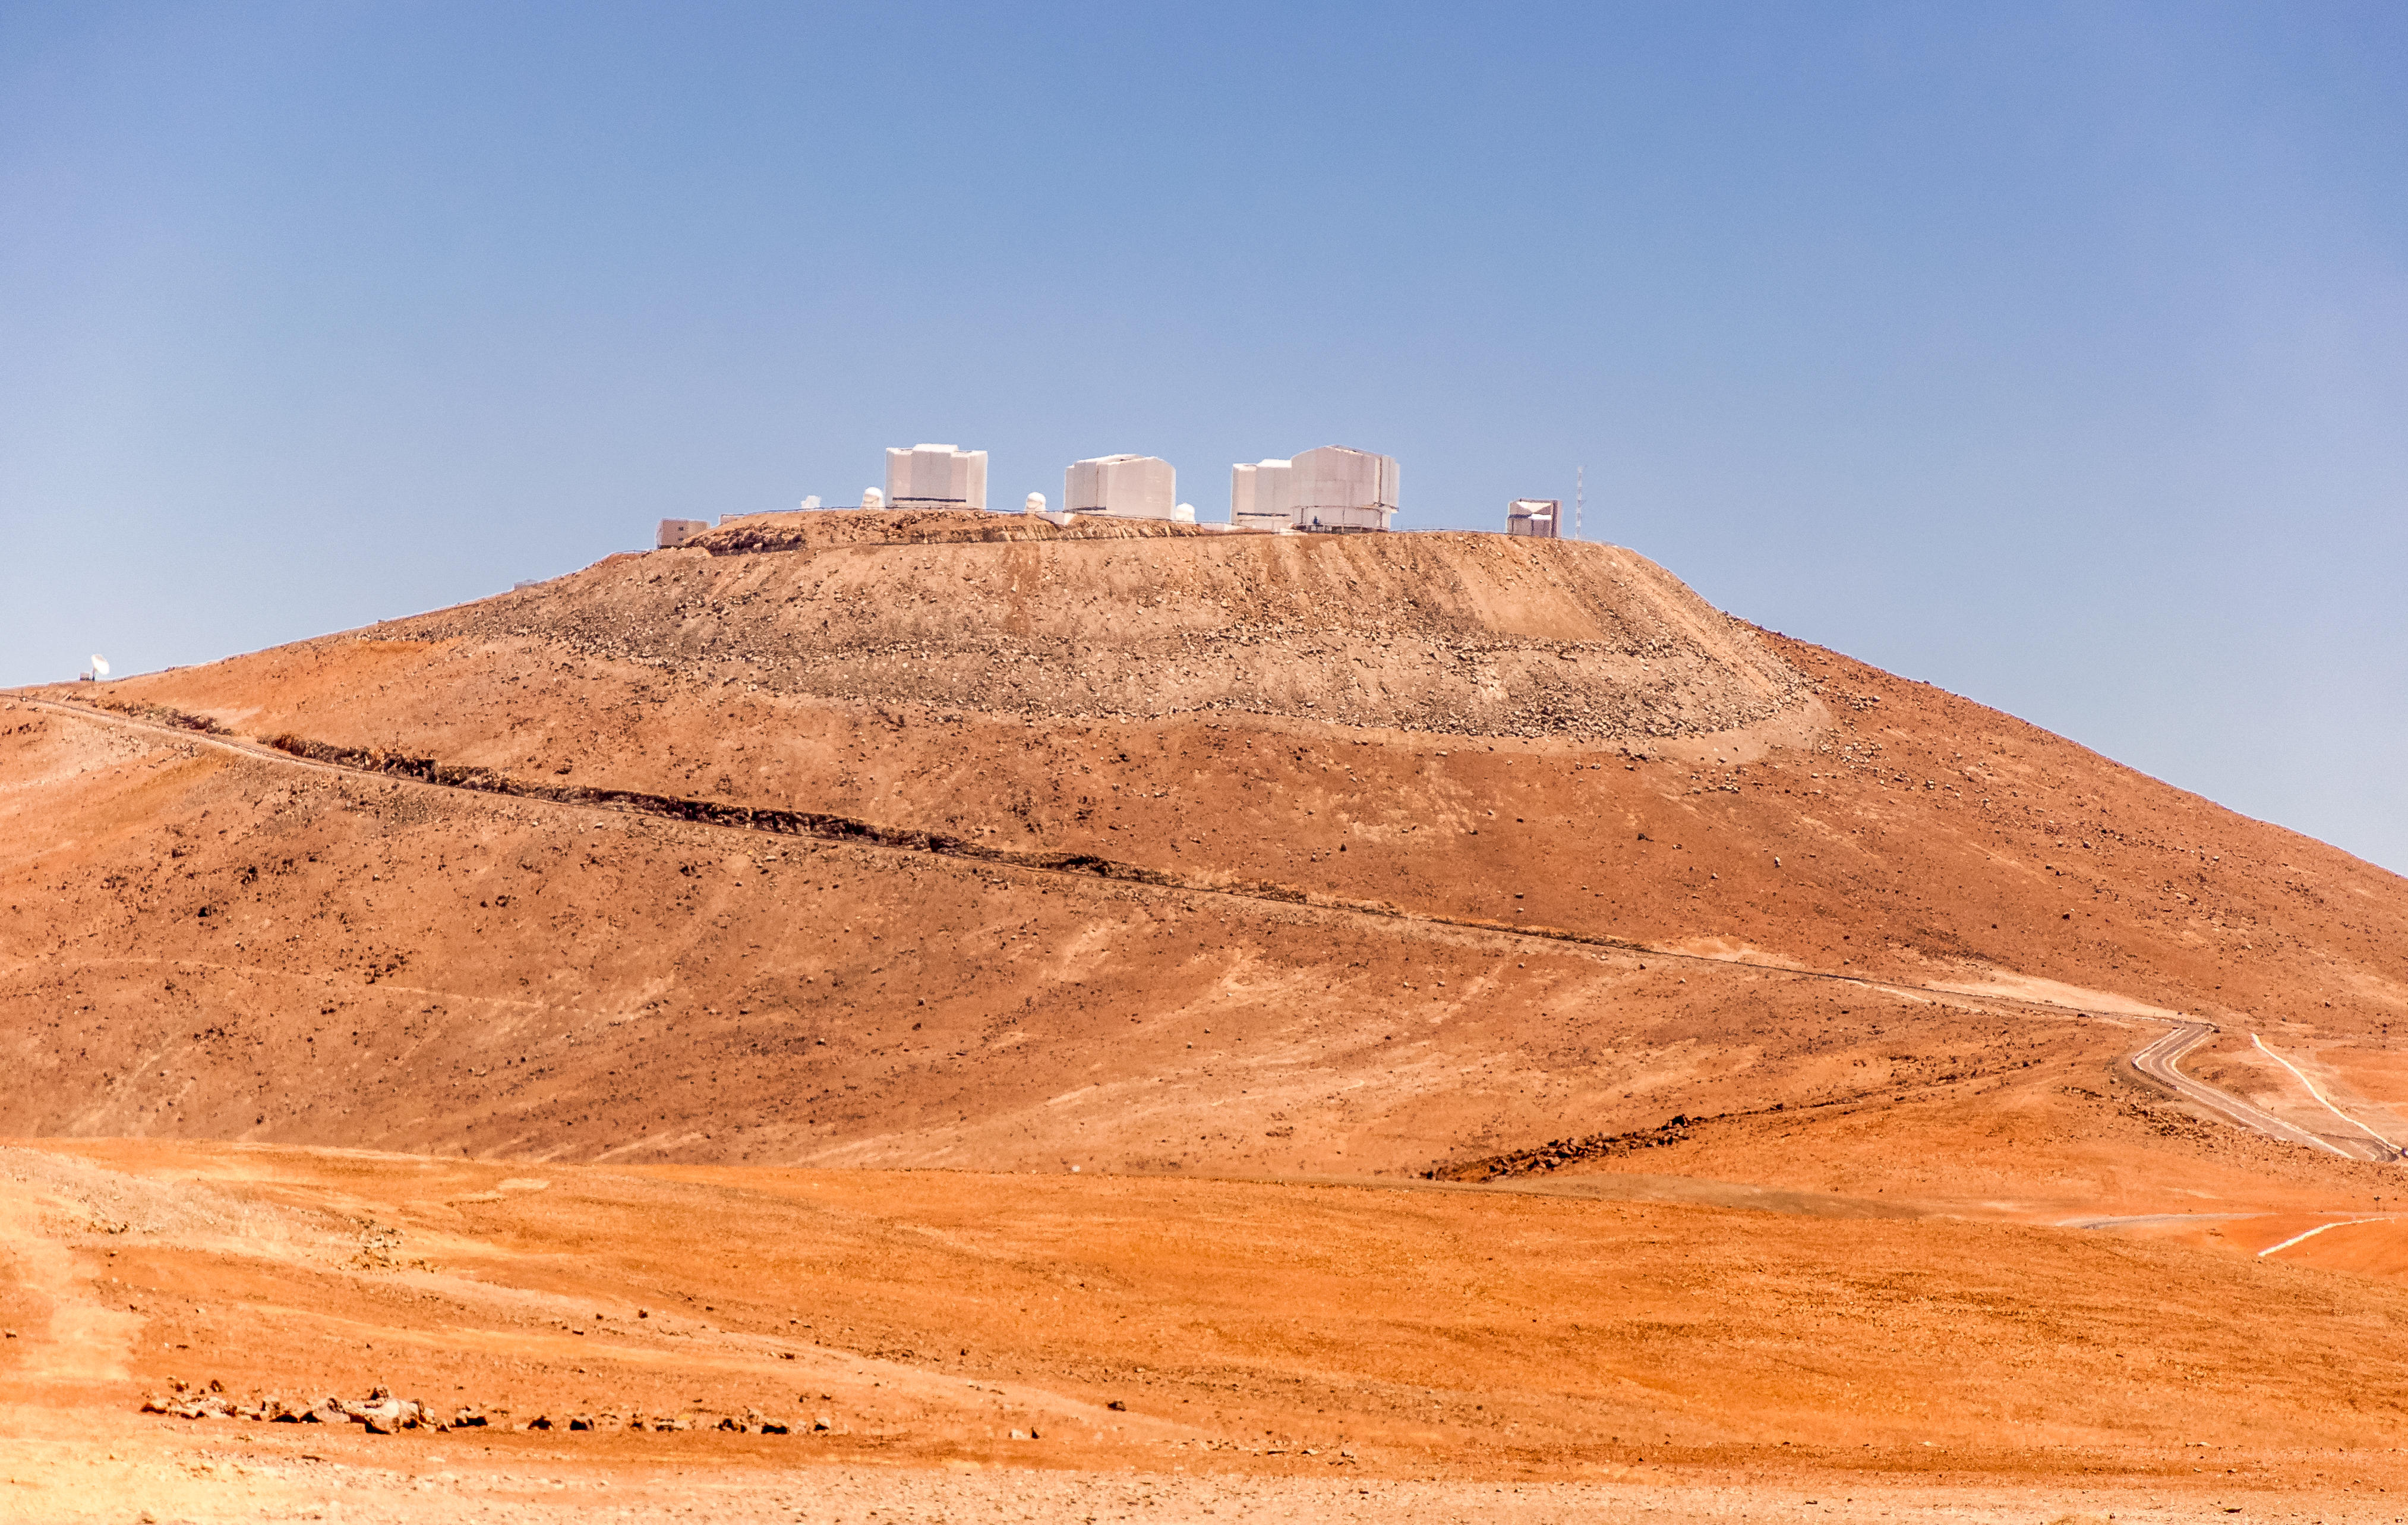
[884, 443, 988, 511]
[1506, 499, 1561, 538]
[1230, 458, 1293, 532]
[1290, 445, 1399, 532]
[1064, 454, 1179, 520]
[1230, 445, 1398, 533]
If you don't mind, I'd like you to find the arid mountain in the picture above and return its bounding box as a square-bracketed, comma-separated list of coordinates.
[13, 510, 2408, 1521]
[4, 511, 2401, 1202]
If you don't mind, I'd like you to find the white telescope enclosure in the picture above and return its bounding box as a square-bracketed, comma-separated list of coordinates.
[884, 444, 988, 511]
[1229, 458, 1295, 531]
[1287, 445, 1399, 532]
[1063, 454, 1178, 519]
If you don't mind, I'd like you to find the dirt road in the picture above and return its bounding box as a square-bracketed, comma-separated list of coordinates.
[2127, 1022, 2388, 1159]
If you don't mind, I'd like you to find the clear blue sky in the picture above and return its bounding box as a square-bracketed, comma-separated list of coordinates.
[4, 2, 2403, 873]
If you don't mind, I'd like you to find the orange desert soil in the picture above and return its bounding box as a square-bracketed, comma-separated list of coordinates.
[8, 1141, 2408, 1523]
[4, 511, 2406, 1518]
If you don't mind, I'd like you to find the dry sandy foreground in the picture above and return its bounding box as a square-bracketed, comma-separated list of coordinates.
[6, 1143, 2408, 1522]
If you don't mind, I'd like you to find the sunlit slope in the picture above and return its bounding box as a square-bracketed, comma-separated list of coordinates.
[2, 512, 2401, 1189]
[0, 700, 2136, 1186]
[100, 512, 2407, 1031]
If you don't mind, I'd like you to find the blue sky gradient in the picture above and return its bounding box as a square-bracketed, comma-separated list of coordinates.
[4, 2, 2403, 870]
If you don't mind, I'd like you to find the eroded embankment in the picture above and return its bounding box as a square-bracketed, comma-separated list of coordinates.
[257, 729, 1307, 900]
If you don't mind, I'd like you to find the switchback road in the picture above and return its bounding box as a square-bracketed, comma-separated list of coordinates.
[2128, 1023, 2376, 1158]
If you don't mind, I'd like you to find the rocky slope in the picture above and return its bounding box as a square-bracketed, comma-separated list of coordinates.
[2, 512, 2403, 1196]
[415, 511, 1811, 740]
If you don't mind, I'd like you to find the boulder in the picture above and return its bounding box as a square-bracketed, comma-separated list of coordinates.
[339, 1389, 419, 1433]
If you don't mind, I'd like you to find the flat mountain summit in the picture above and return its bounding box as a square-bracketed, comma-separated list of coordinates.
[422, 509, 1810, 740]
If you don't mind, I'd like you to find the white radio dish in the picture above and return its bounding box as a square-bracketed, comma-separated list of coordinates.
[90, 655, 109, 677]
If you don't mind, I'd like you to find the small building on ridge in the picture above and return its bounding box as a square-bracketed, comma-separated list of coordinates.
[1506, 499, 1560, 539]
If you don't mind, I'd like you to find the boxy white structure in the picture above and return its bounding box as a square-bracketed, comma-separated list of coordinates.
[1289, 445, 1399, 532]
[1231, 446, 1397, 532]
[1506, 499, 1561, 538]
[1064, 454, 1177, 519]
[657, 518, 711, 549]
[1230, 458, 1294, 532]
[884, 443, 988, 511]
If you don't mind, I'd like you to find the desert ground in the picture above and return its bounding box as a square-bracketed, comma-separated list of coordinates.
[5, 511, 2406, 1520]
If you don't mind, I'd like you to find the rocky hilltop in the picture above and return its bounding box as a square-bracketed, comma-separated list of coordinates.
[410, 511, 1810, 741]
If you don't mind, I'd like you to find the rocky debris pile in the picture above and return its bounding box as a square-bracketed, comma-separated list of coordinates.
[140, 1381, 482, 1433]
[1424, 1115, 1704, 1182]
[91, 697, 232, 735]
[527, 1406, 799, 1435]
[138, 1380, 811, 1436]
[349, 1217, 430, 1272]
[689, 508, 1207, 555]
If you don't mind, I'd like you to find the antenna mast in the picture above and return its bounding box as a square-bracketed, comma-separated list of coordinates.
[1575, 465, 1584, 541]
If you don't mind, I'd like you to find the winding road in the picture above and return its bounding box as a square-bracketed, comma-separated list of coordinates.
[12, 692, 2393, 1166]
[2128, 1022, 2379, 1158]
